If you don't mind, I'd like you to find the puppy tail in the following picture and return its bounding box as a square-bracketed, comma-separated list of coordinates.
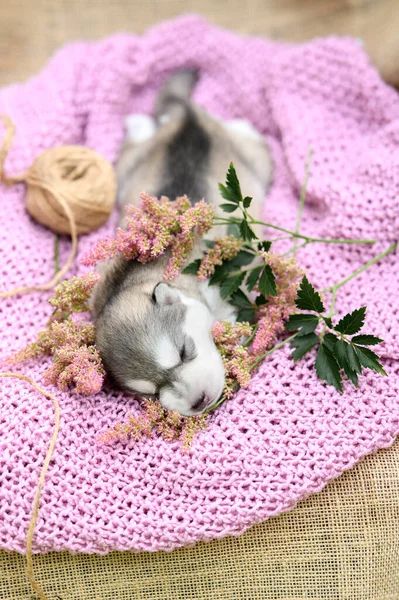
[154, 69, 199, 122]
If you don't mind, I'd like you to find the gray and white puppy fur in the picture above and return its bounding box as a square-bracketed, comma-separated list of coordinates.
[91, 71, 272, 416]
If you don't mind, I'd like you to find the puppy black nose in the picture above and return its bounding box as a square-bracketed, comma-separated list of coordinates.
[192, 393, 207, 411]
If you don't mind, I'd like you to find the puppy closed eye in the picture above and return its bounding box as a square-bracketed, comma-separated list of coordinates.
[179, 337, 196, 362]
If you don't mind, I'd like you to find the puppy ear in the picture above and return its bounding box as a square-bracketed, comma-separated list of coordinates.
[152, 282, 181, 306]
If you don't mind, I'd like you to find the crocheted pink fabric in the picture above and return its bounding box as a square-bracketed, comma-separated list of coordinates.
[1, 16, 399, 554]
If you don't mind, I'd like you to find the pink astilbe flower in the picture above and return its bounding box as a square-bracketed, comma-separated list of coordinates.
[44, 345, 104, 395]
[197, 236, 243, 280]
[6, 317, 105, 396]
[212, 321, 254, 399]
[179, 199, 215, 236]
[81, 237, 118, 267]
[49, 271, 101, 317]
[252, 253, 303, 354]
[81, 193, 214, 277]
[98, 400, 207, 450]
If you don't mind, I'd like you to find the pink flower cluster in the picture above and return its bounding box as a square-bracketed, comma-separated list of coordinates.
[98, 400, 208, 450]
[197, 236, 243, 280]
[252, 253, 303, 354]
[212, 321, 253, 399]
[6, 318, 105, 395]
[81, 194, 215, 280]
[49, 271, 101, 319]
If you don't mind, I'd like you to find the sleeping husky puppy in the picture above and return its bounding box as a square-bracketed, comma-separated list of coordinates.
[91, 71, 272, 416]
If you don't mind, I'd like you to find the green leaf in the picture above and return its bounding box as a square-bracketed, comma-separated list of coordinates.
[209, 263, 235, 286]
[220, 272, 246, 300]
[315, 343, 343, 393]
[323, 333, 339, 353]
[354, 345, 387, 376]
[220, 203, 238, 213]
[345, 343, 362, 374]
[323, 317, 333, 329]
[227, 223, 241, 238]
[230, 250, 255, 268]
[229, 289, 253, 308]
[237, 308, 256, 323]
[243, 196, 252, 209]
[246, 266, 263, 292]
[218, 163, 243, 205]
[182, 259, 201, 275]
[258, 265, 277, 297]
[240, 220, 257, 242]
[255, 294, 268, 307]
[204, 239, 215, 248]
[257, 241, 272, 253]
[351, 334, 383, 346]
[335, 307, 366, 335]
[295, 276, 325, 313]
[285, 313, 319, 335]
[290, 333, 319, 361]
[335, 339, 359, 388]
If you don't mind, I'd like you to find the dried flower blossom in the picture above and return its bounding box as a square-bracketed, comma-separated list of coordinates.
[81, 193, 215, 281]
[252, 253, 303, 354]
[98, 399, 208, 450]
[197, 236, 243, 280]
[49, 271, 101, 318]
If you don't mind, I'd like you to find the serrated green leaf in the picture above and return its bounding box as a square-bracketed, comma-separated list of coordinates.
[335, 307, 366, 335]
[240, 220, 257, 242]
[220, 203, 238, 213]
[323, 333, 339, 353]
[246, 266, 263, 292]
[323, 317, 333, 328]
[230, 250, 255, 268]
[290, 333, 319, 361]
[315, 343, 343, 393]
[237, 308, 256, 323]
[182, 259, 201, 275]
[255, 294, 268, 307]
[285, 313, 319, 335]
[220, 272, 246, 300]
[351, 334, 383, 346]
[257, 240, 272, 252]
[209, 263, 235, 286]
[258, 265, 277, 297]
[335, 339, 359, 388]
[295, 276, 325, 313]
[229, 289, 253, 308]
[243, 196, 252, 209]
[345, 343, 362, 374]
[218, 163, 243, 205]
[354, 345, 387, 376]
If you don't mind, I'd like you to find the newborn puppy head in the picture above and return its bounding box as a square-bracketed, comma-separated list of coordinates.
[96, 282, 225, 416]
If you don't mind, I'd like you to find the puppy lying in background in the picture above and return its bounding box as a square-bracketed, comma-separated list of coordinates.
[92, 71, 272, 416]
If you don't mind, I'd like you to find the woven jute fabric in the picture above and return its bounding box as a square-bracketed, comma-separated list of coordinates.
[2, 439, 398, 600]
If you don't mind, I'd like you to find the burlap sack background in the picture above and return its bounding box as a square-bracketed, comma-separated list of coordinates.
[2, 438, 398, 600]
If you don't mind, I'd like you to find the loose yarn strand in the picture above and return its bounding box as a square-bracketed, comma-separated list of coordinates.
[0, 372, 59, 600]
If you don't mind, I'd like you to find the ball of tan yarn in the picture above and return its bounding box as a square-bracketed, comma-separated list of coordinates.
[0, 114, 117, 297]
[25, 145, 116, 235]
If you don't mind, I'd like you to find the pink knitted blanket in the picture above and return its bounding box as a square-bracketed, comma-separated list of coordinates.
[1, 16, 399, 554]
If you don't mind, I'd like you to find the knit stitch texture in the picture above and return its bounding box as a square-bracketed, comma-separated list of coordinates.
[0, 16, 399, 554]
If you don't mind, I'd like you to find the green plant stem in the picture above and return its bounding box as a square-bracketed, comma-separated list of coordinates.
[213, 216, 375, 246]
[54, 235, 60, 275]
[293, 149, 313, 257]
[250, 333, 298, 371]
[321, 242, 397, 294]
